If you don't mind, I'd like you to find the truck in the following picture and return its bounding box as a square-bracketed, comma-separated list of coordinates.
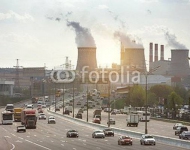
[126, 114, 139, 127]
[5, 104, 14, 112]
[93, 109, 102, 121]
[13, 108, 23, 122]
[21, 109, 37, 129]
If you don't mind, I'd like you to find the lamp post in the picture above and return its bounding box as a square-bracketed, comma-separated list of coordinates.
[108, 80, 111, 128]
[62, 84, 65, 114]
[54, 82, 57, 112]
[72, 80, 75, 118]
[132, 65, 159, 134]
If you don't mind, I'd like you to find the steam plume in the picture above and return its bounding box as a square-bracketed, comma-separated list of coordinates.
[114, 31, 143, 48]
[67, 21, 96, 47]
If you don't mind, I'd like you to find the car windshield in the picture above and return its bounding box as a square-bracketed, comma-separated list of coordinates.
[69, 130, 77, 132]
[105, 129, 112, 131]
[145, 136, 153, 138]
[175, 123, 182, 126]
[18, 126, 25, 128]
[95, 131, 102, 133]
[122, 136, 130, 139]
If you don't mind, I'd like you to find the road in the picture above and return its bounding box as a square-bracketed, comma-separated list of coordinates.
[0, 108, 186, 150]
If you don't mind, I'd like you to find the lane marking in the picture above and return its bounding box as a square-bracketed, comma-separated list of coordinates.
[10, 143, 15, 150]
[61, 144, 64, 146]
[25, 139, 51, 150]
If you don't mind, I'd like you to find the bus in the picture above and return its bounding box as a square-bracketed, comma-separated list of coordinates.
[137, 111, 151, 122]
[1, 111, 13, 125]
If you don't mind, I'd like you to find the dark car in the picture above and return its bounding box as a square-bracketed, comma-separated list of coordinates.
[55, 107, 60, 111]
[175, 126, 188, 135]
[118, 136, 132, 145]
[66, 130, 79, 138]
[103, 128, 114, 136]
[64, 110, 70, 115]
[111, 111, 116, 115]
[17, 125, 26, 132]
[173, 123, 183, 130]
[179, 131, 190, 140]
[75, 113, 82, 119]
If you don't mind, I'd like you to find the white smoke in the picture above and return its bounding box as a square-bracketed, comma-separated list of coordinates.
[114, 31, 143, 48]
[67, 21, 96, 47]
[164, 30, 187, 49]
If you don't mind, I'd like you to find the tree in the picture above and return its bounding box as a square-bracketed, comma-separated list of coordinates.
[150, 85, 173, 98]
[147, 92, 158, 107]
[127, 85, 145, 107]
[168, 91, 183, 110]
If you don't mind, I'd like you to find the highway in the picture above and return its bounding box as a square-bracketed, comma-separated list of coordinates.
[0, 95, 189, 150]
[0, 107, 186, 150]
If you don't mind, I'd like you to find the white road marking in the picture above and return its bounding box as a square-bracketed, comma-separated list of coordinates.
[18, 137, 23, 140]
[25, 139, 51, 150]
[51, 141, 54, 142]
[34, 135, 37, 137]
[4, 136, 11, 138]
[15, 140, 23, 143]
[27, 136, 30, 138]
[73, 148, 76, 150]
[61, 144, 64, 146]
[11, 133, 16, 137]
[10, 143, 15, 150]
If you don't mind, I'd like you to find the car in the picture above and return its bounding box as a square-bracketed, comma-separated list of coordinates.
[111, 111, 116, 115]
[66, 130, 79, 138]
[140, 134, 156, 145]
[39, 113, 46, 120]
[42, 104, 46, 108]
[75, 113, 82, 119]
[118, 135, 132, 145]
[64, 110, 70, 115]
[179, 131, 190, 140]
[92, 130, 105, 138]
[78, 108, 83, 113]
[175, 126, 188, 135]
[103, 128, 114, 136]
[107, 118, 115, 125]
[17, 125, 26, 132]
[48, 116, 56, 124]
[77, 101, 81, 105]
[55, 107, 60, 111]
[38, 108, 43, 113]
[93, 118, 101, 124]
[173, 123, 183, 130]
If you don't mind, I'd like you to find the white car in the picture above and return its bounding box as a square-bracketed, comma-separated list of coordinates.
[92, 130, 105, 138]
[39, 113, 46, 120]
[48, 116, 56, 124]
[140, 134, 156, 145]
[17, 125, 26, 132]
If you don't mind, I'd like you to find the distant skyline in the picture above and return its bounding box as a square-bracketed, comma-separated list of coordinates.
[0, 0, 190, 70]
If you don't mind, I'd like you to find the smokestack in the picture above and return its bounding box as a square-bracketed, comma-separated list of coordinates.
[160, 45, 164, 61]
[154, 44, 158, 62]
[149, 43, 153, 63]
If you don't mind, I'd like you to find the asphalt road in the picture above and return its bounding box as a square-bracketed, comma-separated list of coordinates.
[0, 108, 187, 150]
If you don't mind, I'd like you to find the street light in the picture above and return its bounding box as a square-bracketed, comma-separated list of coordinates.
[133, 65, 160, 134]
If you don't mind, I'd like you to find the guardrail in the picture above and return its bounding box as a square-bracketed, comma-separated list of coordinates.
[151, 117, 190, 126]
[48, 109, 190, 149]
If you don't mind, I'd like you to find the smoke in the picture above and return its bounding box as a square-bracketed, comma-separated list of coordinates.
[114, 31, 143, 48]
[164, 30, 187, 49]
[67, 21, 96, 47]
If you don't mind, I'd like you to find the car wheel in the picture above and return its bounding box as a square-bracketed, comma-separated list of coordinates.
[154, 143, 156, 146]
[118, 141, 120, 145]
[144, 142, 146, 145]
[113, 134, 114, 137]
[140, 141, 142, 145]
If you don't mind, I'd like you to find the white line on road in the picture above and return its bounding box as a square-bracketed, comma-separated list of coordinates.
[61, 144, 64, 146]
[25, 139, 51, 150]
[10, 143, 15, 150]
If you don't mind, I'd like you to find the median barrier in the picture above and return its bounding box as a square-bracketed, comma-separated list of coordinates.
[48, 109, 190, 149]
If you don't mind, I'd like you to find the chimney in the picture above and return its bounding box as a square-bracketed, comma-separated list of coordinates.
[154, 44, 158, 62]
[149, 43, 153, 63]
[160, 45, 164, 61]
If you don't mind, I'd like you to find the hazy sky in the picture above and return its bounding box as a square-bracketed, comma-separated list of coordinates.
[0, 0, 190, 70]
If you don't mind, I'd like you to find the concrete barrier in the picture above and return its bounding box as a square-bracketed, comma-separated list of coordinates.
[48, 109, 190, 149]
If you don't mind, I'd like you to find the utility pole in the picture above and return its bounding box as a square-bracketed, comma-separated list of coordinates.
[13, 59, 23, 92]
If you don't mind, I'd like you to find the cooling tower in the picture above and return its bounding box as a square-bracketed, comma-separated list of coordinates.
[123, 48, 146, 71]
[76, 47, 97, 72]
[169, 49, 190, 77]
